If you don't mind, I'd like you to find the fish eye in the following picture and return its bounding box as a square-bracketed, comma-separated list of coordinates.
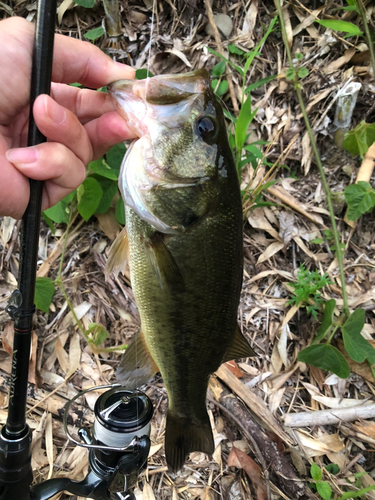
[196, 117, 216, 142]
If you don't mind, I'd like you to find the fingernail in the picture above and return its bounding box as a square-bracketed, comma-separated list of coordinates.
[6, 147, 39, 164]
[45, 97, 66, 124]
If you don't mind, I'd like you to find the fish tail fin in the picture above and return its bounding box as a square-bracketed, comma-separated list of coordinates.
[165, 410, 214, 473]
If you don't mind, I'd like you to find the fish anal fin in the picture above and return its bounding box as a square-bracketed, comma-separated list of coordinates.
[116, 329, 159, 389]
[143, 233, 185, 292]
[222, 324, 256, 363]
[105, 226, 129, 280]
[165, 410, 214, 473]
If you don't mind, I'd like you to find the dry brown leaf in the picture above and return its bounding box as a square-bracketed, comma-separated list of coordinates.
[248, 269, 294, 284]
[279, 211, 294, 246]
[224, 361, 245, 378]
[57, 0, 74, 24]
[323, 48, 356, 74]
[67, 332, 81, 378]
[248, 208, 281, 240]
[302, 382, 369, 408]
[227, 446, 268, 500]
[295, 431, 344, 457]
[142, 482, 156, 500]
[242, 0, 258, 36]
[29, 330, 38, 386]
[353, 420, 375, 440]
[0, 216, 16, 246]
[2, 321, 13, 357]
[55, 338, 70, 374]
[45, 412, 54, 479]
[268, 186, 324, 226]
[281, 4, 293, 48]
[95, 211, 120, 240]
[292, 6, 323, 38]
[257, 241, 284, 264]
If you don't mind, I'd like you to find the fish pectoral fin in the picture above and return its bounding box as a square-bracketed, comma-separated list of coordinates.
[105, 226, 129, 280]
[165, 410, 214, 473]
[143, 233, 185, 292]
[222, 324, 256, 363]
[116, 329, 159, 389]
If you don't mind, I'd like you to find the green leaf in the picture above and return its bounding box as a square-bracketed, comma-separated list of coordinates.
[77, 177, 103, 221]
[243, 17, 277, 75]
[314, 299, 336, 344]
[298, 67, 309, 78]
[286, 68, 296, 80]
[325, 463, 340, 475]
[316, 481, 332, 500]
[310, 463, 322, 481]
[316, 19, 362, 36]
[106, 142, 126, 173]
[339, 486, 375, 500]
[86, 322, 109, 346]
[212, 61, 226, 76]
[73, 0, 95, 6]
[215, 80, 229, 96]
[344, 181, 375, 221]
[244, 75, 276, 94]
[342, 308, 375, 364]
[343, 121, 375, 157]
[312, 238, 324, 244]
[295, 52, 303, 61]
[206, 47, 244, 76]
[42, 212, 56, 234]
[90, 174, 119, 214]
[116, 197, 125, 225]
[235, 94, 256, 152]
[136, 68, 153, 79]
[298, 344, 350, 379]
[88, 158, 118, 180]
[228, 44, 244, 55]
[84, 26, 105, 41]
[43, 191, 76, 224]
[35, 277, 55, 314]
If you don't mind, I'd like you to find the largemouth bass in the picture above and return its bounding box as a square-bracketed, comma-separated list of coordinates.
[107, 70, 255, 472]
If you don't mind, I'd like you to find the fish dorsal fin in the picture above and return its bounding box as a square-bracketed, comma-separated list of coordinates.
[116, 329, 159, 389]
[222, 324, 256, 363]
[105, 226, 129, 280]
[143, 233, 185, 292]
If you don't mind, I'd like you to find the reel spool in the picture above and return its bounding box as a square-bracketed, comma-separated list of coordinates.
[64, 384, 154, 497]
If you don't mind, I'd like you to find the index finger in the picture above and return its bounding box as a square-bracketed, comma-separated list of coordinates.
[5, 17, 135, 89]
[52, 32, 135, 88]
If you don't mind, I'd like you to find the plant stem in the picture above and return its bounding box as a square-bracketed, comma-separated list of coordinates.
[54, 208, 89, 342]
[55, 277, 89, 342]
[327, 325, 339, 344]
[274, 0, 350, 317]
[356, 0, 375, 78]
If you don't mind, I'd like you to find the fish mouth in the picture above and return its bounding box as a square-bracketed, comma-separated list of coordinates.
[108, 69, 210, 104]
[108, 70, 211, 136]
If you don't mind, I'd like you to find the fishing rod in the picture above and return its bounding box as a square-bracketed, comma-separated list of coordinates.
[0, 2, 153, 499]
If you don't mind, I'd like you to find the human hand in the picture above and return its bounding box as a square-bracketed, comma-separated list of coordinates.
[0, 17, 135, 219]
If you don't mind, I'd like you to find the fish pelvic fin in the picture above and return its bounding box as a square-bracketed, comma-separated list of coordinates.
[221, 324, 256, 363]
[105, 225, 129, 280]
[143, 232, 185, 292]
[165, 410, 214, 473]
[116, 329, 159, 389]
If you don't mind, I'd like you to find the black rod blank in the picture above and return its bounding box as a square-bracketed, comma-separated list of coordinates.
[6, 0, 57, 435]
